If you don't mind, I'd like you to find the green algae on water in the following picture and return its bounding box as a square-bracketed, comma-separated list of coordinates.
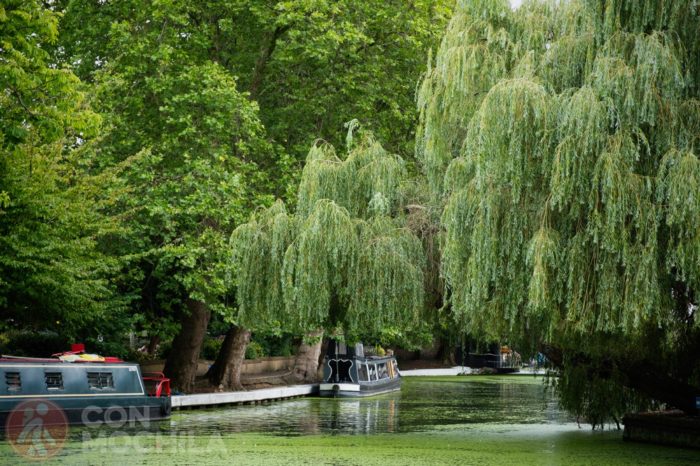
[1, 376, 699, 465]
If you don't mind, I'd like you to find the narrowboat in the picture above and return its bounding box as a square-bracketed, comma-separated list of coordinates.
[0, 345, 171, 428]
[456, 344, 522, 374]
[319, 341, 401, 397]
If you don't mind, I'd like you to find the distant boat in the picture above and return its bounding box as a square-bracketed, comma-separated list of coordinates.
[319, 341, 401, 397]
[460, 347, 522, 374]
[0, 345, 171, 428]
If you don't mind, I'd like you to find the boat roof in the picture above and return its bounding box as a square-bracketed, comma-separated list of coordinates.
[0, 354, 125, 364]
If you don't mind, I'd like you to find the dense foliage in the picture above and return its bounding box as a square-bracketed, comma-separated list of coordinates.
[57, 0, 453, 175]
[0, 0, 448, 384]
[0, 1, 122, 343]
[232, 133, 426, 343]
[418, 0, 700, 421]
[4, 0, 700, 424]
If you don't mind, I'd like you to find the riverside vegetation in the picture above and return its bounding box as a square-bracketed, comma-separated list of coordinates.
[1, 0, 699, 435]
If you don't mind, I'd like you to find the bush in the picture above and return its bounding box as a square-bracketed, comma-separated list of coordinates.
[84, 336, 131, 359]
[0, 331, 70, 357]
[157, 340, 172, 360]
[251, 333, 295, 357]
[201, 337, 222, 361]
[245, 341, 266, 360]
[266, 334, 295, 357]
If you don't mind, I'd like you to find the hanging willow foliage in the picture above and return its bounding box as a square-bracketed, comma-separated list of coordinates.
[416, 0, 514, 197]
[425, 0, 700, 342]
[346, 217, 425, 336]
[231, 133, 424, 337]
[296, 134, 406, 218]
[230, 200, 295, 329]
[282, 199, 358, 329]
[441, 77, 551, 340]
[423, 0, 700, 420]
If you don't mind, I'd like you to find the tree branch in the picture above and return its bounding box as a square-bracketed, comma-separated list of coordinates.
[249, 24, 291, 100]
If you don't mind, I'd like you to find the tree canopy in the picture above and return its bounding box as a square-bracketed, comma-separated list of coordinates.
[1, 0, 452, 389]
[418, 0, 700, 421]
[232, 132, 426, 342]
[4, 0, 700, 425]
[0, 0, 121, 341]
[57, 0, 453, 166]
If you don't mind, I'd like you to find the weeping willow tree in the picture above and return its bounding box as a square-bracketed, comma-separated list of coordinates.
[225, 130, 425, 384]
[419, 0, 700, 423]
[283, 134, 424, 337]
[205, 200, 295, 389]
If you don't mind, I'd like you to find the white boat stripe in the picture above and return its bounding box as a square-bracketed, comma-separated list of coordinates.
[319, 383, 361, 392]
[0, 393, 146, 398]
[0, 364, 137, 369]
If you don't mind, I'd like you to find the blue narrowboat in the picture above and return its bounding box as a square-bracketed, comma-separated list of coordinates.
[0, 348, 171, 428]
[319, 341, 401, 397]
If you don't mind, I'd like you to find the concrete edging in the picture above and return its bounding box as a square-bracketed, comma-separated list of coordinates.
[172, 384, 318, 408]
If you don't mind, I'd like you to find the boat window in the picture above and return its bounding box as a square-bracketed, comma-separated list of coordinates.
[5, 372, 21, 392]
[45, 372, 64, 390]
[87, 372, 115, 390]
[391, 360, 399, 378]
[368, 364, 378, 381]
[358, 363, 369, 382]
[377, 363, 389, 379]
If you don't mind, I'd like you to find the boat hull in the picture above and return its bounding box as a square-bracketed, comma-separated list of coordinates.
[0, 395, 171, 428]
[0, 359, 171, 429]
[319, 377, 402, 398]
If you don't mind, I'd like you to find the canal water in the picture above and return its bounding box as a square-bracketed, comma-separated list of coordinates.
[2, 375, 699, 465]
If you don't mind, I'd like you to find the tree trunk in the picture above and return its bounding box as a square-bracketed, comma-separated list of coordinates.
[163, 298, 210, 393]
[437, 337, 456, 366]
[146, 334, 160, 355]
[285, 330, 324, 384]
[206, 325, 251, 391]
[249, 25, 290, 100]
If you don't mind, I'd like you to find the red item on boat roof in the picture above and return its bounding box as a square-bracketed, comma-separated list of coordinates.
[71, 343, 86, 353]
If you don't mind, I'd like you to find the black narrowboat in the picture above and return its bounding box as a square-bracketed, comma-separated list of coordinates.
[456, 345, 522, 374]
[319, 341, 401, 397]
[0, 347, 171, 428]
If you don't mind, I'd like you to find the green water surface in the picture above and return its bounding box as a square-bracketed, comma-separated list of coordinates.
[2, 375, 698, 465]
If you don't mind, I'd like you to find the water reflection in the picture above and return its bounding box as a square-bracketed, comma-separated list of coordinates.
[152, 376, 570, 437]
[164, 394, 401, 437]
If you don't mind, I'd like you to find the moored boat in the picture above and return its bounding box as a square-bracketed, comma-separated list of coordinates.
[0, 345, 171, 428]
[319, 341, 401, 397]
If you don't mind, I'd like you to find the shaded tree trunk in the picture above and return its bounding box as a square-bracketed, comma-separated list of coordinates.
[146, 334, 160, 355]
[437, 337, 456, 366]
[249, 25, 290, 100]
[318, 337, 330, 371]
[206, 325, 251, 391]
[163, 298, 210, 393]
[285, 330, 324, 384]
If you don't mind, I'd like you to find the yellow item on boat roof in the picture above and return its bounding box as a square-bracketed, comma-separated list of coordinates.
[79, 353, 105, 361]
[59, 353, 105, 362]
